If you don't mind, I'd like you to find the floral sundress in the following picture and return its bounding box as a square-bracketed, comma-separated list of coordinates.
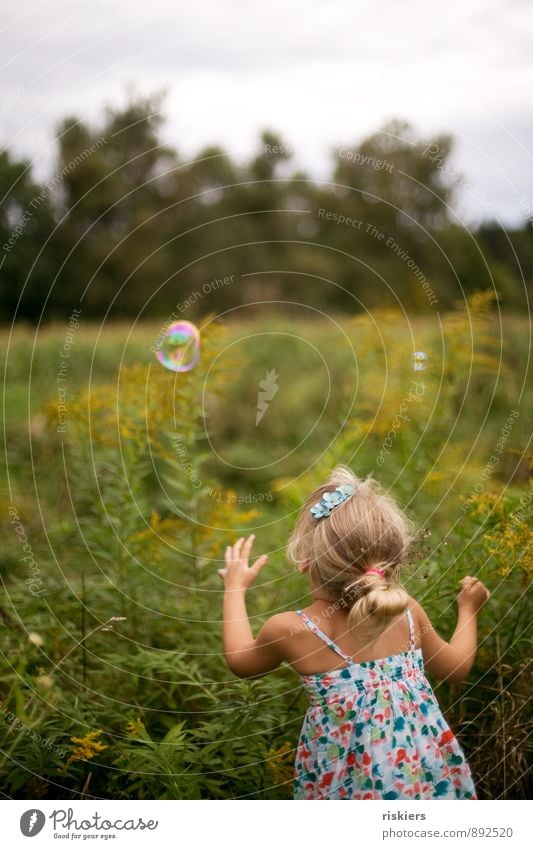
[293, 607, 477, 800]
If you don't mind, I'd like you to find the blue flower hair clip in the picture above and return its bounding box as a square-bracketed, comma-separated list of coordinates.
[310, 484, 355, 519]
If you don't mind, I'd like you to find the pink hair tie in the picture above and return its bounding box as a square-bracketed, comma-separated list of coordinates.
[365, 567, 386, 578]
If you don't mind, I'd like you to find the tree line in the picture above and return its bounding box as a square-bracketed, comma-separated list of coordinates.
[1, 90, 531, 322]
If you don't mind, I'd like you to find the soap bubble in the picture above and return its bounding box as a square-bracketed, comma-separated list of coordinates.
[412, 351, 429, 371]
[155, 321, 200, 372]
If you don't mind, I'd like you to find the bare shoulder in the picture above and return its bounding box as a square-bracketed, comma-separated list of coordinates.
[258, 611, 300, 642]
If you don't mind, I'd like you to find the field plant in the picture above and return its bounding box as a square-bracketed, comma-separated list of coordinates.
[0, 294, 531, 798]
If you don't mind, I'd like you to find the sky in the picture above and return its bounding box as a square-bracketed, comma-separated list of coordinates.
[1, 0, 532, 226]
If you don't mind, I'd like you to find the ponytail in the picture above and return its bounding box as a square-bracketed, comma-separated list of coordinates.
[344, 568, 409, 643]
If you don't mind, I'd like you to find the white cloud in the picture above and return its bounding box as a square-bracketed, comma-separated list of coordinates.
[1, 0, 531, 224]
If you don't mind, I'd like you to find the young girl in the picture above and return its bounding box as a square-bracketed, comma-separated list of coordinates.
[219, 466, 490, 800]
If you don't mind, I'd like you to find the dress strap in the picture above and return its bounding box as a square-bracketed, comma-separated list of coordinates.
[296, 610, 353, 664]
[406, 606, 416, 651]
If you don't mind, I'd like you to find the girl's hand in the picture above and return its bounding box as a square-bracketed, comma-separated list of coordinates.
[218, 534, 268, 591]
[457, 575, 490, 613]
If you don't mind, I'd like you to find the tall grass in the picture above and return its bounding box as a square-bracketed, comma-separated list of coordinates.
[0, 294, 531, 798]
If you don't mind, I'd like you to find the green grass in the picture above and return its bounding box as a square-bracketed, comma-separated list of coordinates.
[0, 298, 531, 799]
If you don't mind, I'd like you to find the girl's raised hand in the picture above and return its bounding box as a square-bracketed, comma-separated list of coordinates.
[458, 575, 490, 613]
[218, 534, 268, 591]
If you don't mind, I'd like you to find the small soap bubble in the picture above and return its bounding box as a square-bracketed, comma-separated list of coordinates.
[155, 321, 200, 372]
[412, 351, 429, 371]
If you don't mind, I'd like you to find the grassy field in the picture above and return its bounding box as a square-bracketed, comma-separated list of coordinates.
[1, 292, 531, 799]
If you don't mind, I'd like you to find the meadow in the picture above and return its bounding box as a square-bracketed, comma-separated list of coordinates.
[1, 291, 531, 799]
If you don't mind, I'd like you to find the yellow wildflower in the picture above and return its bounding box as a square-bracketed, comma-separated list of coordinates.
[463, 491, 506, 522]
[266, 741, 295, 786]
[66, 730, 108, 767]
[125, 718, 146, 737]
[485, 517, 533, 577]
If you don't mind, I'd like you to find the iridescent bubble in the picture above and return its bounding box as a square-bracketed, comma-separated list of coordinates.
[412, 351, 429, 371]
[155, 321, 200, 372]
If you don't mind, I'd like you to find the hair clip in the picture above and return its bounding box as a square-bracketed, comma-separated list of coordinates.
[310, 484, 355, 519]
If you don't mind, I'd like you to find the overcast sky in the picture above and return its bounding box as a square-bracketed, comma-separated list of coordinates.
[1, 0, 532, 225]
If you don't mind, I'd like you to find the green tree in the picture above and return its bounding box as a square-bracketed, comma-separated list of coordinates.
[53, 88, 183, 316]
[0, 151, 59, 320]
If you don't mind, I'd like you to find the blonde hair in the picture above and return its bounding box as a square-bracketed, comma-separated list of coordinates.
[286, 465, 415, 642]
